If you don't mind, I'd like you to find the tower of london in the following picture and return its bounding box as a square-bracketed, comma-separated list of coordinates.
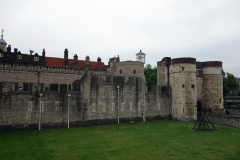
[0, 33, 223, 131]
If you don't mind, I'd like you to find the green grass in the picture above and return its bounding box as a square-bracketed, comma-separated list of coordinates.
[0, 121, 240, 160]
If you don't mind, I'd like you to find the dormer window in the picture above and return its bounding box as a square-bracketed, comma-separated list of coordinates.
[0, 53, 3, 57]
[34, 57, 39, 61]
[17, 55, 22, 59]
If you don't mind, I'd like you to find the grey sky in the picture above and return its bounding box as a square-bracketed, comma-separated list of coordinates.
[1, 0, 240, 76]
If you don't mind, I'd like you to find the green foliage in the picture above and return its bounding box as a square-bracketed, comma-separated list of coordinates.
[223, 70, 239, 97]
[0, 121, 240, 160]
[144, 64, 157, 86]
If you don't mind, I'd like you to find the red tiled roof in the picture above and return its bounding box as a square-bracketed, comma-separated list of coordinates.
[45, 57, 107, 71]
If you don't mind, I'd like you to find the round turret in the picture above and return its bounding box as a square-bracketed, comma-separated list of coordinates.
[170, 57, 197, 120]
[202, 61, 223, 109]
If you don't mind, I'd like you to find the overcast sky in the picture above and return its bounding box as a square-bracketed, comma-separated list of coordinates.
[1, 0, 240, 76]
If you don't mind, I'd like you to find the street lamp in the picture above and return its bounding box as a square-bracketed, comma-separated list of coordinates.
[39, 93, 43, 131]
[68, 93, 71, 129]
[117, 85, 119, 124]
[143, 93, 146, 122]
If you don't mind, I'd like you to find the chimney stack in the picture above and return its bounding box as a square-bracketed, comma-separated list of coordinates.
[74, 54, 78, 62]
[64, 48, 68, 66]
[7, 45, 11, 53]
[84, 55, 90, 70]
[14, 48, 18, 54]
[42, 48, 45, 57]
[97, 57, 102, 71]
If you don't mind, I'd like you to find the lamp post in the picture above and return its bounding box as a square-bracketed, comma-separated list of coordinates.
[68, 93, 71, 129]
[39, 93, 43, 131]
[143, 93, 146, 122]
[117, 85, 119, 124]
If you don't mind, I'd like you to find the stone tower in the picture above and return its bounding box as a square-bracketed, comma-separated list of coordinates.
[202, 61, 223, 109]
[170, 58, 197, 120]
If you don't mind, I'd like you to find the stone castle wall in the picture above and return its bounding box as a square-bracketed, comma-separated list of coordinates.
[0, 74, 171, 131]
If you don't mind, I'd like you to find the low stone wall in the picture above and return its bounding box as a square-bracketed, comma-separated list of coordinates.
[0, 115, 171, 132]
[208, 113, 240, 128]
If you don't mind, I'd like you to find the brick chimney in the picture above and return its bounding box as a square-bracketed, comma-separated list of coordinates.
[42, 48, 45, 57]
[7, 45, 11, 53]
[74, 54, 78, 62]
[84, 55, 90, 70]
[97, 57, 102, 71]
[14, 48, 18, 54]
[64, 48, 68, 66]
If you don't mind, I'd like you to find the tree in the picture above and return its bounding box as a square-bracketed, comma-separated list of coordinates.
[144, 64, 157, 86]
[223, 70, 239, 97]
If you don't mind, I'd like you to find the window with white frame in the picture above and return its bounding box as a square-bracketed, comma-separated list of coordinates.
[17, 55, 22, 59]
[34, 57, 39, 61]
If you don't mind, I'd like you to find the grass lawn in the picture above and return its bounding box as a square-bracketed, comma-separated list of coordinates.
[0, 120, 240, 160]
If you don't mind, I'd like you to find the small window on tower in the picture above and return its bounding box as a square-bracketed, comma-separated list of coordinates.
[182, 67, 185, 71]
[120, 69, 122, 74]
[192, 84, 195, 89]
[133, 70, 136, 74]
[182, 84, 184, 88]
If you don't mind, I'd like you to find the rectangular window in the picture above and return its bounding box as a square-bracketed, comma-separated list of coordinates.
[119, 69, 122, 74]
[192, 84, 195, 89]
[133, 70, 136, 74]
[182, 67, 184, 71]
[161, 87, 167, 93]
[112, 91, 115, 97]
[23, 83, 29, 91]
[17, 55, 22, 59]
[182, 84, 184, 88]
[34, 57, 39, 61]
[196, 70, 200, 75]
[0, 53, 3, 57]
[219, 98, 221, 103]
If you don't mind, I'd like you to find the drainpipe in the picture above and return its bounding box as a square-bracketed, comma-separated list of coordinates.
[39, 93, 43, 130]
[117, 85, 119, 124]
[68, 94, 71, 128]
